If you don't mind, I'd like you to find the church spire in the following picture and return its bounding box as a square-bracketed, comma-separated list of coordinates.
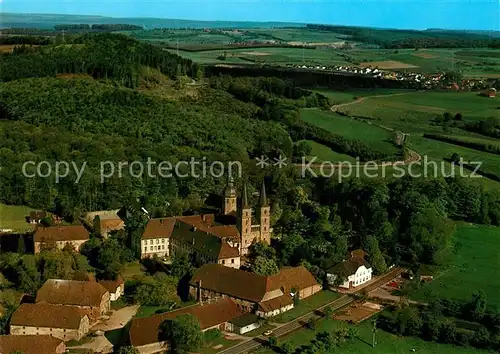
[241, 183, 249, 209]
[260, 181, 268, 206]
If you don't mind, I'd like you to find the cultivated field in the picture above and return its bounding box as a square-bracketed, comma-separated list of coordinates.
[412, 224, 500, 308]
[360, 60, 418, 69]
[155, 29, 500, 77]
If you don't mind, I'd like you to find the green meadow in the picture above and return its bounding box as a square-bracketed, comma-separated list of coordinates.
[0, 203, 39, 232]
[300, 108, 400, 156]
[413, 224, 500, 308]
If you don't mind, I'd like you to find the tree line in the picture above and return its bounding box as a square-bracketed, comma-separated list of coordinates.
[424, 133, 500, 156]
[379, 291, 500, 351]
[306, 24, 500, 49]
[54, 24, 143, 31]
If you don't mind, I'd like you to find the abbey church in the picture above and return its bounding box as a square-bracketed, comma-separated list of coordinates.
[139, 180, 272, 267]
[223, 179, 271, 253]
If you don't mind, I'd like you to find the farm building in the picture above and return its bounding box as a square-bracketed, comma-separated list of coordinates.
[326, 249, 373, 289]
[227, 313, 261, 334]
[0, 335, 66, 354]
[98, 277, 125, 302]
[33, 225, 90, 254]
[10, 303, 91, 341]
[129, 298, 243, 353]
[190, 264, 320, 316]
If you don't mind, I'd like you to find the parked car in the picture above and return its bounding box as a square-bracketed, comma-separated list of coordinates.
[263, 330, 273, 336]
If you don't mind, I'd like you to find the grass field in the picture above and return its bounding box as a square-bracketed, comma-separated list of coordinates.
[313, 89, 414, 105]
[167, 47, 353, 66]
[412, 223, 500, 308]
[301, 140, 357, 163]
[0, 203, 40, 232]
[300, 108, 400, 156]
[274, 290, 341, 323]
[297, 90, 500, 189]
[256, 317, 486, 354]
[336, 91, 500, 132]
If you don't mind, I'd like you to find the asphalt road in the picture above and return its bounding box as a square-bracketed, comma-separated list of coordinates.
[218, 267, 404, 354]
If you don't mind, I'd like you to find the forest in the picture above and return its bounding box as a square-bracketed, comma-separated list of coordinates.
[0, 33, 200, 85]
[306, 24, 500, 49]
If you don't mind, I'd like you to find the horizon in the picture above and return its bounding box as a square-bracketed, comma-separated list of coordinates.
[1, 0, 499, 31]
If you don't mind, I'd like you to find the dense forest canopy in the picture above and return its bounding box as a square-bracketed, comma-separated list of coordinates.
[0, 33, 199, 86]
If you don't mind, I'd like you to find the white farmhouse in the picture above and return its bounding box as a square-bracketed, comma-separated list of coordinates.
[326, 250, 373, 289]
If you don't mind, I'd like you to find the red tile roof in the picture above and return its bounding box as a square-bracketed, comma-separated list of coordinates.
[34, 225, 89, 243]
[0, 335, 64, 354]
[10, 303, 89, 329]
[141, 214, 215, 240]
[197, 225, 241, 242]
[258, 294, 294, 313]
[36, 279, 108, 307]
[191, 265, 319, 303]
[190, 264, 274, 303]
[172, 221, 239, 260]
[98, 277, 124, 293]
[129, 298, 243, 347]
[99, 218, 125, 233]
[267, 266, 320, 295]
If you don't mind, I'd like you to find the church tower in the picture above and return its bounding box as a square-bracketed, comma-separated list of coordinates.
[223, 177, 237, 215]
[237, 183, 253, 253]
[258, 182, 271, 245]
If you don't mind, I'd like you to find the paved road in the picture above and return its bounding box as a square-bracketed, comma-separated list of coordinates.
[92, 305, 140, 331]
[218, 267, 404, 354]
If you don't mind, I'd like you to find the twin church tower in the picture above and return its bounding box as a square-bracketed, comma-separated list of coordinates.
[223, 179, 271, 254]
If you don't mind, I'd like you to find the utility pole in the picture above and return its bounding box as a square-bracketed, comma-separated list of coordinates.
[372, 319, 377, 348]
[176, 36, 179, 56]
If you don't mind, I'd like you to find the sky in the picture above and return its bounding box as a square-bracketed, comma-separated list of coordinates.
[1, 0, 499, 30]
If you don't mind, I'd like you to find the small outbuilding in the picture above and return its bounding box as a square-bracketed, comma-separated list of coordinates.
[227, 313, 261, 334]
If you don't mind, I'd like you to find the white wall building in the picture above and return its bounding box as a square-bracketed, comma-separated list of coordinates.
[327, 254, 373, 289]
